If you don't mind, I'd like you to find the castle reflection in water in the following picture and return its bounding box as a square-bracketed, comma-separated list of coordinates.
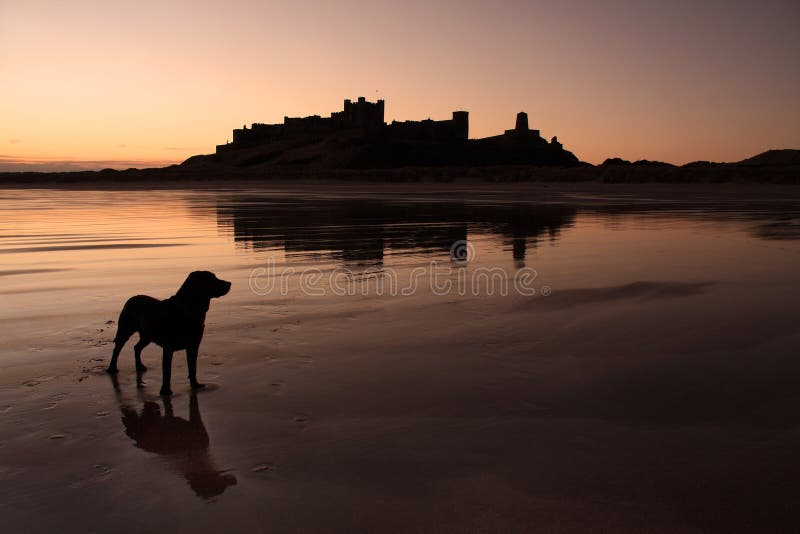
[214, 196, 576, 267]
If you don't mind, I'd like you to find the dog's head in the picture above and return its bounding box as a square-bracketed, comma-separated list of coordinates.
[176, 271, 231, 307]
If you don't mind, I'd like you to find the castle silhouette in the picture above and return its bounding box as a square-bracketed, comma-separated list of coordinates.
[206, 97, 578, 168]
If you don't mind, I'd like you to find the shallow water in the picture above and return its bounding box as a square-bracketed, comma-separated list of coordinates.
[1, 185, 800, 532]
[3, 187, 798, 337]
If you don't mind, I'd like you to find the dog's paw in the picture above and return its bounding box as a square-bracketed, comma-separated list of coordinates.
[159, 387, 173, 396]
[105, 367, 119, 375]
[190, 382, 206, 390]
[135, 364, 148, 372]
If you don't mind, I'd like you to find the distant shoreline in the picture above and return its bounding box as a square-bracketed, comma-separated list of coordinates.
[1, 164, 797, 187]
[1, 149, 798, 186]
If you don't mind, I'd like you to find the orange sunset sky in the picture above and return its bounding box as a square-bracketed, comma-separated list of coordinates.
[1, 0, 798, 171]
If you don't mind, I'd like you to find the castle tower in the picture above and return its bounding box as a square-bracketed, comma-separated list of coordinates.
[515, 112, 529, 131]
[340, 96, 384, 128]
[452, 111, 469, 140]
[377, 99, 385, 125]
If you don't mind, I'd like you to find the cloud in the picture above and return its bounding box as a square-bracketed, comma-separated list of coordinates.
[8, 139, 21, 144]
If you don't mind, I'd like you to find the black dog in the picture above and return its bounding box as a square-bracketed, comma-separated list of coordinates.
[107, 271, 231, 396]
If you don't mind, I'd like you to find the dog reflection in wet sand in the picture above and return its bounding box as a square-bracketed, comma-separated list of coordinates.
[110, 374, 237, 499]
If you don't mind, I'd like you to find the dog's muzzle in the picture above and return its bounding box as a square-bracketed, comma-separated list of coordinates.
[218, 280, 232, 297]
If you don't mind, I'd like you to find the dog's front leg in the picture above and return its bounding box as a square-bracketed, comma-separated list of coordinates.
[160, 348, 174, 396]
[187, 345, 205, 390]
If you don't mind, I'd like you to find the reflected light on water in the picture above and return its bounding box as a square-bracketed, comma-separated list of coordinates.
[1, 187, 799, 351]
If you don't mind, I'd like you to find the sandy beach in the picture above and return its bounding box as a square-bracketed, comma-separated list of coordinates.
[2, 182, 800, 532]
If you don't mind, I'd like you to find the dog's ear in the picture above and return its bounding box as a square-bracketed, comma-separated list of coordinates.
[177, 271, 229, 303]
[176, 271, 204, 299]
[175, 271, 216, 309]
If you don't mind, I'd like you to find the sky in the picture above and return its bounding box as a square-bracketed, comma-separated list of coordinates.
[1, 0, 798, 170]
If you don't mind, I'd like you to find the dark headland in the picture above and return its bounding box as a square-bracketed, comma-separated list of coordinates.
[2, 97, 798, 184]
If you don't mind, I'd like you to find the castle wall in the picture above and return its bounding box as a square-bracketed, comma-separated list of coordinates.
[283, 115, 336, 135]
[217, 98, 471, 155]
[386, 111, 468, 142]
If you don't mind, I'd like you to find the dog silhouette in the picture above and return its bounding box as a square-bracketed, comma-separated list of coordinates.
[107, 271, 231, 395]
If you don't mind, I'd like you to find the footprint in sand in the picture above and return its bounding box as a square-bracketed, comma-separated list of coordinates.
[82, 364, 108, 374]
[49, 434, 66, 440]
[293, 415, 310, 428]
[68, 464, 114, 489]
[251, 463, 276, 473]
[24, 375, 56, 387]
[43, 393, 68, 411]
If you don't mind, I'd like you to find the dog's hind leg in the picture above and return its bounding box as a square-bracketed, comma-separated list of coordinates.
[108, 328, 135, 374]
[134, 337, 150, 372]
[107, 343, 123, 374]
[160, 348, 174, 396]
[107, 303, 136, 374]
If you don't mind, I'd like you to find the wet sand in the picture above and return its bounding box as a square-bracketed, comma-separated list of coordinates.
[2, 183, 800, 532]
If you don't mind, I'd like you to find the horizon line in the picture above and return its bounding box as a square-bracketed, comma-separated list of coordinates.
[4, 149, 797, 173]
